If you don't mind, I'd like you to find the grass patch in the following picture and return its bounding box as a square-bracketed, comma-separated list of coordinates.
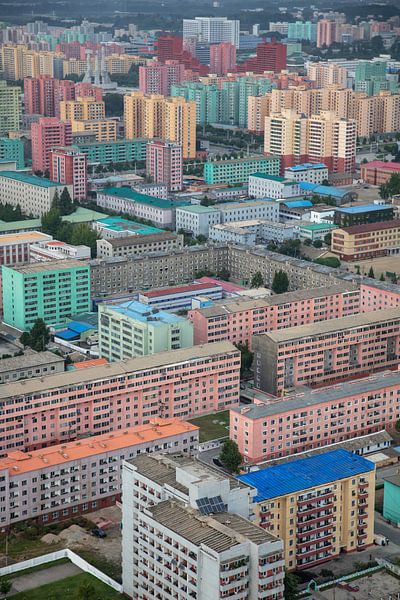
[74, 549, 122, 583]
[7, 558, 70, 580]
[10, 572, 123, 599]
[188, 410, 230, 442]
[0, 535, 64, 561]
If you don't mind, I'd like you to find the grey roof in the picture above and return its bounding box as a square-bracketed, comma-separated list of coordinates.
[148, 501, 277, 552]
[6, 259, 88, 274]
[233, 370, 400, 420]
[384, 475, 400, 487]
[260, 306, 400, 343]
[105, 232, 178, 247]
[0, 350, 64, 374]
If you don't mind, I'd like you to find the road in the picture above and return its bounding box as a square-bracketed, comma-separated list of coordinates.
[376, 463, 400, 484]
[375, 510, 400, 547]
[9, 562, 81, 596]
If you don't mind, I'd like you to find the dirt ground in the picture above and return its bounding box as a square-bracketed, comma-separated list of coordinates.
[67, 505, 122, 565]
[320, 570, 400, 599]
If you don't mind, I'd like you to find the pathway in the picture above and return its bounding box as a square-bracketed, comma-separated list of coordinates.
[8, 562, 81, 596]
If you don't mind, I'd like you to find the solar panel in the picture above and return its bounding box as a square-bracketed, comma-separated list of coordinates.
[196, 495, 226, 515]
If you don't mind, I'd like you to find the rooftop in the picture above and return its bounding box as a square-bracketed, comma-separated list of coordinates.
[0, 231, 50, 245]
[339, 219, 400, 234]
[101, 300, 188, 325]
[299, 182, 351, 198]
[335, 204, 393, 214]
[220, 200, 276, 210]
[0, 171, 60, 188]
[299, 222, 337, 231]
[206, 154, 277, 166]
[285, 163, 327, 171]
[61, 207, 107, 223]
[383, 475, 400, 487]
[362, 160, 400, 171]
[0, 341, 237, 400]
[250, 172, 290, 183]
[142, 281, 221, 299]
[260, 306, 400, 343]
[148, 501, 277, 552]
[96, 216, 162, 235]
[176, 204, 220, 214]
[237, 449, 375, 501]
[0, 350, 64, 374]
[4, 259, 89, 275]
[104, 232, 178, 247]
[232, 369, 400, 420]
[0, 219, 42, 233]
[0, 419, 198, 476]
[99, 186, 182, 209]
[281, 199, 313, 208]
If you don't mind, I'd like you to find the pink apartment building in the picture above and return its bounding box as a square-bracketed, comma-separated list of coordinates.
[188, 282, 400, 348]
[0, 419, 199, 526]
[24, 77, 103, 118]
[139, 60, 185, 96]
[209, 42, 236, 75]
[253, 307, 400, 395]
[0, 342, 240, 455]
[49, 146, 88, 200]
[31, 117, 72, 173]
[231, 369, 400, 463]
[146, 139, 183, 191]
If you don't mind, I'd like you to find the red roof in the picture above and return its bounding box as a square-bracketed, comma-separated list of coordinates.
[196, 277, 245, 294]
[142, 282, 221, 299]
[342, 219, 400, 234]
[74, 358, 108, 369]
[362, 161, 400, 171]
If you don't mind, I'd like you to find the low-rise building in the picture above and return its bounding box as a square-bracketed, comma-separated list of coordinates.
[299, 182, 357, 206]
[0, 171, 73, 217]
[209, 223, 257, 245]
[298, 222, 337, 242]
[248, 173, 301, 199]
[122, 453, 285, 600]
[139, 282, 223, 311]
[175, 205, 221, 236]
[361, 160, 400, 185]
[219, 200, 280, 224]
[92, 216, 162, 240]
[98, 300, 193, 361]
[29, 240, 91, 261]
[0, 350, 65, 384]
[253, 307, 400, 395]
[333, 203, 394, 227]
[331, 220, 400, 261]
[75, 138, 148, 165]
[204, 155, 280, 185]
[96, 232, 183, 259]
[2, 260, 91, 330]
[96, 187, 180, 227]
[279, 199, 313, 222]
[383, 475, 400, 526]
[237, 449, 375, 570]
[0, 419, 199, 526]
[284, 163, 328, 184]
[0, 231, 52, 266]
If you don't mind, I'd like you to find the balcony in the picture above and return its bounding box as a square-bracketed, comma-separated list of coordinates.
[296, 543, 333, 559]
[297, 502, 334, 517]
[297, 491, 334, 507]
[297, 532, 333, 549]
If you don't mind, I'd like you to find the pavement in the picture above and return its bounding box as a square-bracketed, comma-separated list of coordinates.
[8, 562, 81, 596]
[375, 510, 400, 547]
[376, 463, 400, 484]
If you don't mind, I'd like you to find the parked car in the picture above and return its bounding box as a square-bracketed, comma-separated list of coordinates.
[346, 583, 360, 592]
[91, 527, 107, 538]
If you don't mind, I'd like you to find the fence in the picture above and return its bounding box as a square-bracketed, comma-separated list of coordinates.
[198, 437, 227, 452]
[0, 549, 123, 593]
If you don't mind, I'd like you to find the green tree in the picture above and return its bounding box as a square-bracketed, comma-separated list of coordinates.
[380, 273, 385, 281]
[380, 173, 400, 199]
[78, 583, 96, 600]
[324, 233, 332, 245]
[284, 570, 299, 600]
[196, 234, 208, 244]
[104, 93, 124, 117]
[315, 256, 341, 268]
[217, 267, 230, 281]
[20, 319, 50, 352]
[355, 265, 361, 275]
[272, 270, 289, 294]
[235, 342, 254, 375]
[59, 187, 74, 215]
[313, 239, 323, 248]
[41, 208, 62, 237]
[303, 238, 312, 246]
[219, 439, 242, 473]
[51, 189, 60, 210]
[368, 266, 375, 278]
[0, 577, 12, 595]
[70, 223, 101, 257]
[250, 271, 264, 288]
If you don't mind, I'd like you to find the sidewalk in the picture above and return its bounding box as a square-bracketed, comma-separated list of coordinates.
[8, 562, 81, 596]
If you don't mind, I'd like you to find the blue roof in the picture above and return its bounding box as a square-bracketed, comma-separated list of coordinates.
[56, 329, 80, 341]
[237, 449, 374, 502]
[299, 182, 349, 198]
[282, 199, 313, 208]
[68, 321, 93, 334]
[336, 204, 393, 214]
[286, 163, 327, 171]
[104, 300, 187, 326]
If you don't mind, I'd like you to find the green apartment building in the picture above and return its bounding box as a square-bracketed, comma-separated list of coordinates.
[2, 260, 91, 330]
[0, 138, 24, 168]
[383, 475, 400, 525]
[0, 81, 21, 136]
[171, 82, 219, 125]
[98, 300, 193, 362]
[355, 60, 398, 95]
[204, 154, 280, 184]
[74, 139, 148, 166]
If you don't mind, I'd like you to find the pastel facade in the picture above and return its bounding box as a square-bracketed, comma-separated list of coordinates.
[96, 187, 177, 227]
[331, 220, 400, 261]
[0, 137, 25, 169]
[204, 155, 280, 185]
[0, 342, 240, 454]
[284, 163, 328, 184]
[31, 117, 72, 173]
[146, 140, 183, 192]
[0, 231, 52, 266]
[175, 205, 221, 236]
[248, 174, 301, 199]
[231, 369, 400, 463]
[74, 138, 147, 166]
[0, 80, 21, 135]
[49, 146, 87, 201]
[361, 160, 400, 185]
[238, 450, 375, 570]
[96, 232, 183, 259]
[0, 419, 199, 527]
[0, 350, 65, 384]
[253, 307, 400, 395]
[98, 300, 194, 361]
[139, 282, 223, 311]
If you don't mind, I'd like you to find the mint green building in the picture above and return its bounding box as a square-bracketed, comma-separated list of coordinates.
[0, 137, 24, 169]
[355, 60, 399, 95]
[171, 82, 219, 125]
[2, 260, 91, 331]
[287, 21, 317, 42]
[98, 300, 193, 362]
[383, 475, 400, 525]
[204, 155, 280, 185]
[74, 139, 148, 166]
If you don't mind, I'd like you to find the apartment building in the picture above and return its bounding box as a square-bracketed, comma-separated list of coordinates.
[70, 118, 117, 142]
[0, 419, 199, 527]
[98, 300, 193, 361]
[0, 137, 24, 169]
[248, 173, 301, 199]
[49, 146, 87, 201]
[146, 140, 183, 192]
[0, 350, 64, 384]
[0, 172, 73, 217]
[74, 138, 148, 166]
[97, 232, 183, 259]
[307, 63, 348, 87]
[122, 453, 284, 599]
[253, 307, 400, 395]
[231, 368, 400, 463]
[331, 220, 400, 261]
[138, 282, 223, 312]
[238, 450, 375, 570]
[361, 160, 400, 185]
[333, 204, 394, 227]
[139, 61, 185, 96]
[188, 284, 360, 347]
[175, 205, 222, 237]
[203, 155, 280, 185]
[2, 260, 90, 330]
[31, 117, 72, 173]
[183, 17, 240, 47]
[96, 187, 177, 228]
[284, 163, 328, 184]
[0, 80, 21, 135]
[59, 96, 106, 121]
[0, 342, 240, 454]
[0, 231, 52, 266]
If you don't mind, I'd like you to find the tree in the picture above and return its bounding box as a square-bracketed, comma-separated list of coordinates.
[315, 256, 341, 268]
[0, 577, 12, 595]
[324, 233, 332, 245]
[59, 187, 74, 215]
[380, 173, 400, 199]
[104, 93, 124, 117]
[217, 267, 230, 281]
[284, 571, 299, 600]
[250, 271, 264, 288]
[313, 239, 323, 248]
[219, 439, 242, 473]
[303, 238, 312, 246]
[78, 583, 96, 600]
[41, 208, 62, 237]
[196, 234, 207, 244]
[20, 319, 50, 352]
[70, 223, 101, 257]
[368, 266, 375, 278]
[235, 342, 254, 375]
[272, 270, 289, 294]
[380, 273, 385, 281]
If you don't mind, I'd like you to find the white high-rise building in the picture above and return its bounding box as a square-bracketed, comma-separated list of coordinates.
[122, 453, 285, 600]
[183, 17, 240, 48]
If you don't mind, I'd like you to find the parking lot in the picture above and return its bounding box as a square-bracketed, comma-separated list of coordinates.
[320, 570, 400, 599]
